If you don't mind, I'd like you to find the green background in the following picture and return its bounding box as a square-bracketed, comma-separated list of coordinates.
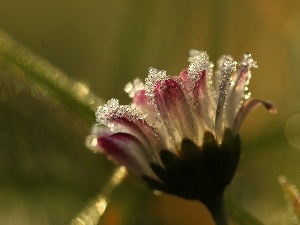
[1, 0, 300, 224]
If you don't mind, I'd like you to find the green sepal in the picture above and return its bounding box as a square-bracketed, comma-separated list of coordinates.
[160, 150, 188, 179]
[145, 129, 241, 202]
[180, 138, 213, 187]
[219, 128, 241, 186]
[202, 131, 219, 172]
[149, 163, 177, 186]
[181, 138, 203, 171]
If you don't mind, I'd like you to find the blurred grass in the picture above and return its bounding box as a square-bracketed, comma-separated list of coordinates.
[1, 0, 300, 224]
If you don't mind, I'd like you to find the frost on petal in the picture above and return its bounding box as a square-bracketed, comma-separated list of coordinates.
[215, 56, 237, 139]
[225, 54, 258, 128]
[86, 125, 113, 153]
[124, 78, 158, 124]
[98, 133, 158, 178]
[179, 70, 194, 99]
[235, 53, 257, 96]
[185, 50, 217, 139]
[233, 98, 277, 134]
[95, 98, 166, 156]
[153, 78, 197, 144]
[96, 98, 121, 126]
[145, 67, 167, 103]
[192, 70, 216, 136]
[132, 89, 158, 124]
[187, 50, 213, 82]
[215, 56, 237, 117]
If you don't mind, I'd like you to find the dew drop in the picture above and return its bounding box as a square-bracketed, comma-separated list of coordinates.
[236, 53, 257, 101]
[216, 56, 237, 115]
[85, 134, 100, 153]
[124, 78, 145, 98]
[187, 50, 211, 81]
[239, 53, 258, 69]
[145, 67, 167, 99]
[95, 98, 119, 125]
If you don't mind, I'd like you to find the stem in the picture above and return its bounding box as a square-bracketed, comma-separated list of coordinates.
[225, 194, 264, 225]
[71, 167, 127, 225]
[201, 191, 228, 225]
[0, 30, 104, 123]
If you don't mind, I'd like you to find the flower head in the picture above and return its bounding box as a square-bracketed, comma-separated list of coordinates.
[88, 50, 276, 218]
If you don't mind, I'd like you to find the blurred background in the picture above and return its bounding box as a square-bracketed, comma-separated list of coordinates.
[0, 0, 300, 224]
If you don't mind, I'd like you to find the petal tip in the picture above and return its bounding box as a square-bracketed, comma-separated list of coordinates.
[268, 104, 278, 114]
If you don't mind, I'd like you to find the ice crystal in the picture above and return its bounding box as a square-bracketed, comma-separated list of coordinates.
[124, 78, 145, 98]
[145, 67, 167, 101]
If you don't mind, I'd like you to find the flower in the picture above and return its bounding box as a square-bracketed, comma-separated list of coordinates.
[88, 50, 276, 224]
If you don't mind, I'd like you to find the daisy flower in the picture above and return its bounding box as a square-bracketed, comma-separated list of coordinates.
[88, 50, 276, 224]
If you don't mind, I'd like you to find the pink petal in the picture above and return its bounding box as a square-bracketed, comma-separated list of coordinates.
[98, 132, 157, 178]
[133, 89, 148, 106]
[179, 70, 189, 82]
[154, 78, 196, 143]
[233, 98, 277, 134]
[111, 117, 165, 155]
[225, 54, 257, 127]
[133, 89, 157, 124]
[192, 70, 215, 133]
[96, 99, 165, 153]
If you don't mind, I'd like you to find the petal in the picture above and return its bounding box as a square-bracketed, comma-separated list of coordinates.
[133, 89, 148, 107]
[96, 98, 165, 154]
[186, 50, 216, 136]
[86, 125, 113, 153]
[225, 54, 257, 128]
[154, 78, 196, 144]
[145, 67, 167, 103]
[179, 69, 194, 99]
[132, 89, 157, 124]
[215, 56, 237, 139]
[187, 50, 212, 82]
[98, 132, 157, 178]
[233, 98, 277, 134]
[111, 117, 165, 161]
[192, 70, 216, 136]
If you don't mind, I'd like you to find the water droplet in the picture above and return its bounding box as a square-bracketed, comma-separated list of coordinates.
[145, 67, 167, 100]
[187, 50, 211, 81]
[239, 53, 258, 69]
[85, 134, 99, 153]
[96, 98, 119, 125]
[124, 78, 145, 98]
[216, 56, 237, 114]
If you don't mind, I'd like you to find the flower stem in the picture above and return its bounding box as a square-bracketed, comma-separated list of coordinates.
[224, 194, 264, 225]
[201, 191, 228, 225]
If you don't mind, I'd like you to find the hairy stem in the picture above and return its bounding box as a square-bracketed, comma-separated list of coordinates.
[0, 30, 103, 123]
[71, 167, 127, 225]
